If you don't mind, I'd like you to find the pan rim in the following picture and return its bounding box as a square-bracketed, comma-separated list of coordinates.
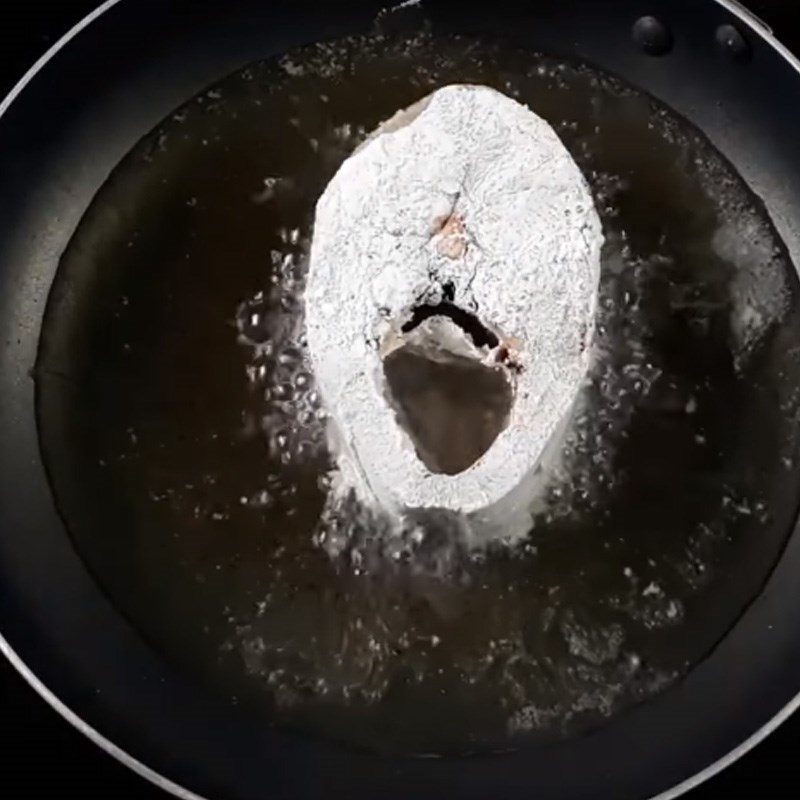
[0, 1, 798, 799]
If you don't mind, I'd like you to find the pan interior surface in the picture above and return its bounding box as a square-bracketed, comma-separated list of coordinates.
[35, 30, 800, 756]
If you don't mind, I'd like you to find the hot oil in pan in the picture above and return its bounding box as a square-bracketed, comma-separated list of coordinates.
[36, 33, 800, 754]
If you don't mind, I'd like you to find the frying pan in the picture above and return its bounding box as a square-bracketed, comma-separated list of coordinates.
[2, 0, 800, 798]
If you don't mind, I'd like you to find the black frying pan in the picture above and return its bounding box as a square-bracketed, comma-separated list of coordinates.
[3, 1, 800, 798]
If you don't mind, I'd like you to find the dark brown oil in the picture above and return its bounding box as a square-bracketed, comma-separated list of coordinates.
[36, 32, 800, 755]
[383, 343, 514, 475]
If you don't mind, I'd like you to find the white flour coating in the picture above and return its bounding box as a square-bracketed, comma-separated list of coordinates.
[305, 85, 603, 523]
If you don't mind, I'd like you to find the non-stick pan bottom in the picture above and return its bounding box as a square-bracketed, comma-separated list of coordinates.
[36, 31, 800, 756]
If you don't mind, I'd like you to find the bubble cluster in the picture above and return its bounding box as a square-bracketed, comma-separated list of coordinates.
[236, 226, 329, 472]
